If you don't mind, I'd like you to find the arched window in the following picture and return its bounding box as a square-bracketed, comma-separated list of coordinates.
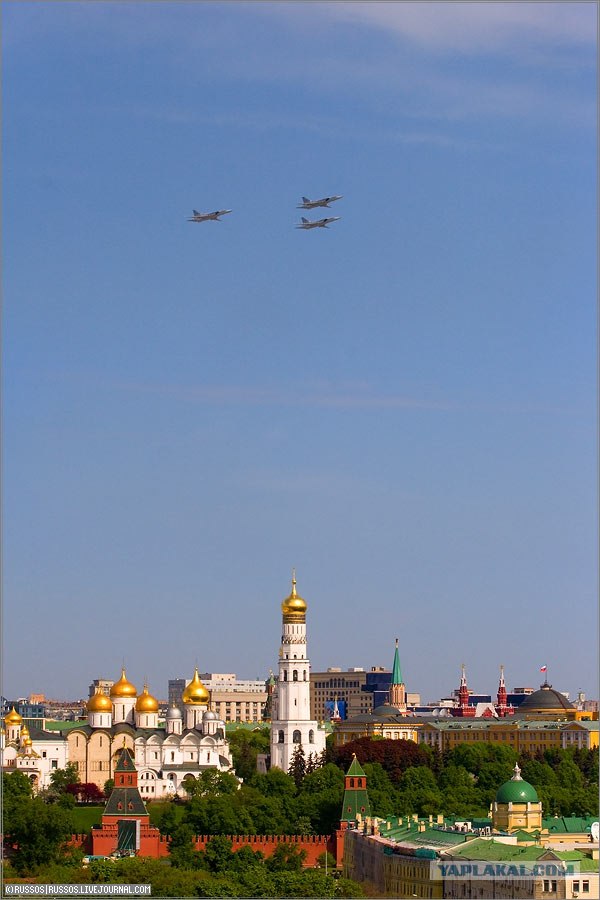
[309, 730, 314, 743]
[358, 778, 363, 787]
[293, 730, 301, 744]
[293, 670, 298, 682]
[303, 671, 307, 681]
[278, 730, 284, 743]
[350, 778, 354, 787]
[283, 671, 288, 681]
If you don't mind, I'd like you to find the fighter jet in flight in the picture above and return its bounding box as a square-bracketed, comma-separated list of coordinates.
[187, 209, 232, 222]
[296, 216, 341, 230]
[297, 195, 343, 210]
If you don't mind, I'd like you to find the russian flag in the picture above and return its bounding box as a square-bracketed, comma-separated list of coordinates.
[540, 665, 547, 673]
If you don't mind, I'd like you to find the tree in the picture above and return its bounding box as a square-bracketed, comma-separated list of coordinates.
[228, 727, 270, 782]
[203, 835, 234, 873]
[5, 797, 75, 873]
[250, 767, 297, 799]
[168, 822, 204, 869]
[49, 763, 80, 795]
[3, 771, 33, 805]
[289, 744, 307, 788]
[266, 842, 307, 872]
[103, 778, 114, 797]
[66, 782, 105, 803]
[333, 737, 432, 783]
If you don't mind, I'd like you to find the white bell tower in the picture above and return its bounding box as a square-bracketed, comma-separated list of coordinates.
[270, 573, 326, 772]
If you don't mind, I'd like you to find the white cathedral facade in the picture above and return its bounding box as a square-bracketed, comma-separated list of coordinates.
[68, 667, 234, 797]
[270, 574, 326, 772]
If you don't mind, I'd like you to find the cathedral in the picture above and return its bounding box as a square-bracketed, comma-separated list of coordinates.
[68, 667, 233, 796]
[270, 574, 326, 772]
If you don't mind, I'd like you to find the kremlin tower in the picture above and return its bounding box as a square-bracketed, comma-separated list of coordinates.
[451, 664, 476, 717]
[270, 573, 326, 772]
[388, 639, 407, 713]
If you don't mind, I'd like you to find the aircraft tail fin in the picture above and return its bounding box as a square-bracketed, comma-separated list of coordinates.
[302, 197, 310, 203]
[193, 210, 201, 216]
[302, 217, 309, 224]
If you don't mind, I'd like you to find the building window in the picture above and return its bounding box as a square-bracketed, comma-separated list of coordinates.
[309, 730, 314, 743]
[278, 731, 284, 743]
[293, 670, 298, 682]
[582, 882, 590, 893]
[283, 672, 287, 681]
[51, 760, 58, 769]
[293, 730, 301, 743]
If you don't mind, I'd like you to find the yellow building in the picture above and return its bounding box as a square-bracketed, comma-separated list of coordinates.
[492, 763, 543, 832]
[333, 707, 423, 747]
[418, 719, 599, 754]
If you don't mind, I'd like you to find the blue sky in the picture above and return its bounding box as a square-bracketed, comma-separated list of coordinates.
[3, 2, 597, 704]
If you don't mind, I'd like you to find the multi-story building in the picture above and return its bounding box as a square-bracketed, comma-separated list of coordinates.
[418, 718, 599, 753]
[311, 668, 368, 721]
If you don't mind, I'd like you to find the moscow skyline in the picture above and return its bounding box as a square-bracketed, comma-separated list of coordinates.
[3, 2, 597, 702]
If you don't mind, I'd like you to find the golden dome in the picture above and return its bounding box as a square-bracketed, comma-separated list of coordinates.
[110, 668, 137, 699]
[136, 684, 159, 713]
[182, 668, 209, 705]
[23, 735, 32, 747]
[87, 690, 113, 713]
[4, 706, 23, 726]
[281, 573, 307, 620]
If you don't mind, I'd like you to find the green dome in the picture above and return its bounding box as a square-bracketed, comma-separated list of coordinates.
[496, 778, 539, 804]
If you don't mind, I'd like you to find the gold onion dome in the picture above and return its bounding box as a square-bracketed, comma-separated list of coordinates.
[87, 690, 113, 713]
[4, 706, 23, 725]
[136, 684, 159, 713]
[281, 573, 307, 620]
[182, 668, 209, 705]
[110, 668, 137, 698]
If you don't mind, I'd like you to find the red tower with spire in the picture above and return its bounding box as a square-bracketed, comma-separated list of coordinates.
[451, 664, 476, 717]
[495, 665, 514, 717]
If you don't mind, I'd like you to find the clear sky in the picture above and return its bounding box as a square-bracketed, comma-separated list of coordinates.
[3, 2, 597, 705]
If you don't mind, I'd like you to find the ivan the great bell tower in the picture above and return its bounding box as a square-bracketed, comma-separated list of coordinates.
[270, 573, 326, 772]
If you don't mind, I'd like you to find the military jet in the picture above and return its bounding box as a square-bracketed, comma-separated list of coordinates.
[297, 195, 343, 209]
[187, 209, 232, 222]
[296, 216, 341, 230]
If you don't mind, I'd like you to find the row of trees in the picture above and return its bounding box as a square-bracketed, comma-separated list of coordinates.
[329, 736, 599, 819]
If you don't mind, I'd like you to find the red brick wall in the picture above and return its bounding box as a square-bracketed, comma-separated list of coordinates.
[84, 826, 341, 866]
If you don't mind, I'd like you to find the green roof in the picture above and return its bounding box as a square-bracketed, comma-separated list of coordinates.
[345, 755, 367, 778]
[543, 816, 598, 834]
[496, 779, 539, 804]
[391, 640, 403, 685]
[104, 788, 148, 818]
